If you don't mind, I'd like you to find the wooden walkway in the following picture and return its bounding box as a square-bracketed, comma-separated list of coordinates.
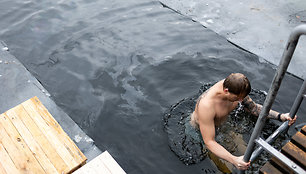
[73, 151, 126, 174]
[0, 96, 87, 174]
[260, 125, 306, 174]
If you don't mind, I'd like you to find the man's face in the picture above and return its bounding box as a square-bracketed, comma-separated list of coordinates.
[228, 92, 245, 102]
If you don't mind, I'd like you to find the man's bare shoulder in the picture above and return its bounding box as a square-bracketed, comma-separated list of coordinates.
[197, 99, 215, 121]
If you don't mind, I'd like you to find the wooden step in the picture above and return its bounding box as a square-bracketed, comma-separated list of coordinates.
[291, 131, 306, 151]
[259, 125, 306, 174]
[281, 142, 306, 169]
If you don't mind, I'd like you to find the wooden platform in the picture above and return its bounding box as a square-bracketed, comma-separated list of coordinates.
[0, 96, 87, 174]
[260, 125, 306, 174]
[73, 151, 126, 174]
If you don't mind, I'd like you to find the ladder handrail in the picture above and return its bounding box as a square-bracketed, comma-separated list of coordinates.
[241, 24, 306, 172]
[250, 79, 306, 162]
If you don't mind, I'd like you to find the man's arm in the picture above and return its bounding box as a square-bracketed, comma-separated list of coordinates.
[242, 95, 297, 125]
[242, 96, 278, 118]
[198, 104, 250, 170]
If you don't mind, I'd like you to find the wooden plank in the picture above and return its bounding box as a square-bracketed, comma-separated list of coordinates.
[0, 144, 19, 174]
[259, 162, 282, 174]
[29, 97, 87, 166]
[100, 151, 126, 174]
[21, 99, 79, 172]
[0, 115, 45, 173]
[5, 108, 59, 174]
[291, 131, 306, 151]
[14, 104, 69, 174]
[281, 142, 306, 168]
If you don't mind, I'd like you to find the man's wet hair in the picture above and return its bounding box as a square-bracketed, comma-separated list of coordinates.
[223, 73, 251, 97]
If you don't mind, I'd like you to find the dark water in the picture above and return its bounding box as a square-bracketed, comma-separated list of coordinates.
[1, 0, 305, 173]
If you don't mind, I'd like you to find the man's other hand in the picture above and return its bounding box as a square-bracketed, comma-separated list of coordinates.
[281, 113, 297, 126]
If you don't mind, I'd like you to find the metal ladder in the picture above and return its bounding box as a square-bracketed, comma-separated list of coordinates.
[240, 24, 306, 173]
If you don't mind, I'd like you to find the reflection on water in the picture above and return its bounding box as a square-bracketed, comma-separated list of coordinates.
[0, 0, 305, 173]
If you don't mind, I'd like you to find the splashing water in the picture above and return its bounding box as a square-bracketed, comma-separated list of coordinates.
[234, 102, 244, 119]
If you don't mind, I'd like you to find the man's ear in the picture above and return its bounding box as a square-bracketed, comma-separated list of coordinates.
[224, 88, 229, 93]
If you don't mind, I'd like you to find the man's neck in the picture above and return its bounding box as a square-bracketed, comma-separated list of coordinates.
[215, 91, 229, 102]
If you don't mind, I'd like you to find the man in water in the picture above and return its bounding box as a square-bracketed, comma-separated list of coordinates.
[190, 73, 297, 170]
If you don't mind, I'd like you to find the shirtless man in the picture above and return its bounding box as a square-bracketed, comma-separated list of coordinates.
[190, 73, 297, 170]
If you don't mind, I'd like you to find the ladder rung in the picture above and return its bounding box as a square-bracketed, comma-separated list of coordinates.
[255, 138, 305, 174]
